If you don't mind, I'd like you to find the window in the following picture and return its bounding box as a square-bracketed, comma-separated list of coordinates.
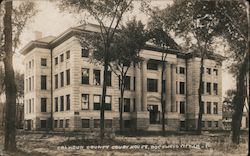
[213, 83, 218, 95]
[105, 119, 112, 128]
[93, 70, 100, 85]
[147, 78, 158, 92]
[180, 101, 185, 114]
[207, 102, 211, 114]
[66, 50, 70, 59]
[54, 120, 58, 128]
[147, 60, 158, 70]
[60, 96, 64, 111]
[41, 98, 47, 112]
[107, 71, 112, 86]
[81, 94, 89, 110]
[55, 74, 58, 89]
[59, 120, 64, 128]
[29, 99, 31, 113]
[25, 79, 28, 92]
[93, 95, 101, 110]
[207, 121, 212, 127]
[32, 76, 34, 91]
[179, 67, 185, 74]
[40, 120, 47, 128]
[214, 121, 218, 127]
[41, 58, 47, 66]
[206, 82, 211, 95]
[60, 72, 64, 87]
[66, 94, 70, 110]
[29, 77, 31, 91]
[55, 97, 58, 112]
[206, 68, 211, 75]
[32, 59, 34, 67]
[55, 57, 58, 65]
[29, 61, 31, 69]
[133, 98, 136, 112]
[66, 69, 70, 85]
[179, 82, 185, 94]
[124, 98, 130, 112]
[60, 54, 64, 62]
[93, 95, 111, 110]
[213, 69, 218, 76]
[94, 119, 100, 128]
[105, 96, 112, 110]
[81, 68, 89, 84]
[41, 75, 47, 90]
[81, 48, 89, 57]
[213, 102, 218, 114]
[65, 119, 69, 128]
[124, 76, 130, 90]
[82, 119, 90, 128]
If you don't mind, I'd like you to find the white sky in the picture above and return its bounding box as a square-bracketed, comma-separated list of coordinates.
[12, 0, 235, 97]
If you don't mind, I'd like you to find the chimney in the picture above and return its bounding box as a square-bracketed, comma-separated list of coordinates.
[34, 31, 42, 40]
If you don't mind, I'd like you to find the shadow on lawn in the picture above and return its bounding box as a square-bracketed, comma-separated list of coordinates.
[4, 149, 50, 156]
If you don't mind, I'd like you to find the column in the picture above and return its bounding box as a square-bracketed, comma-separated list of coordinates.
[165, 63, 171, 112]
[171, 64, 177, 112]
[141, 60, 147, 111]
[135, 65, 142, 111]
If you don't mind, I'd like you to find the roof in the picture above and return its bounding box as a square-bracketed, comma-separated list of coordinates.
[20, 23, 225, 61]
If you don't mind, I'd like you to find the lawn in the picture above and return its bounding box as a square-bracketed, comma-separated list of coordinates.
[0, 130, 248, 156]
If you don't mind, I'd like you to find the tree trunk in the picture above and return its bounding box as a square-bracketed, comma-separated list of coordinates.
[100, 57, 109, 140]
[119, 81, 124, 133]
[161, 52, 166, 133]
[231, 56, 248, 144]
[3, 1, 17, 151]
[197, 54, 204, 134]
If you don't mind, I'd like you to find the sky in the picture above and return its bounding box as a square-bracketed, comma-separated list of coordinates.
[12, 0, 235, 97]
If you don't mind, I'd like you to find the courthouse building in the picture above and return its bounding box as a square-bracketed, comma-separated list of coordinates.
[20, 24, 224, 131]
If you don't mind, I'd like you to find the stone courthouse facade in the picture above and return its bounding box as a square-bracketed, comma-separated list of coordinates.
[21, 24, 224, 131]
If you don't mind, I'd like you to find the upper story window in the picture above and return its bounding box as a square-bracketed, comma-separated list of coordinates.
[60, 54, 64, 62]
[55, 97, 58, 112]
[41, 98, 47, 112]
[66, 69, 70, 85]
[206, 82, 211, 95]
[81, 68, 89, 84]
[81, 48, 89, 57]
[60, 72, 64, 87]
[147, 60, 158, 70]
[60, 96, 64, 111]
[66, 50, 70, 59]
[55, 74, 58, 89]
[55, 57, 58, 65]
[213, 102, 218, 114]
[213, 69, 218, 76]
[29, 61, 31, 69]
[201, 101, 205, 114]
[66, 94, 70, 110]
[213, 83, 218, 95]
[124, 98, 130, 112]
[206, 68, 211, 75]
[41, 58, 47, 66]
[124, 76, 131, 90]
[147, 78, 158, 92]
[93, 95, 112, 110]
[93, 69, 100, 85]
[207, 102, 211, 114]
[180, 101, 185, 114]
[107, 71, 112, 86]
[179, 67, 185, 74]
[179, 82, 185, 94]
[81, 94, 89, 110]
[41, 75, 47, 90]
